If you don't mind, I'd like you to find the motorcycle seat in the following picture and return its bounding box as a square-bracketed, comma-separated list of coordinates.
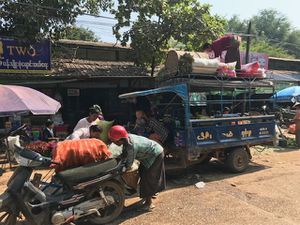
[56, 158, 118, 185]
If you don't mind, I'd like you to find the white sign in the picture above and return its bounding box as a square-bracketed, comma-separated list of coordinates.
[67, 89, 80, 96]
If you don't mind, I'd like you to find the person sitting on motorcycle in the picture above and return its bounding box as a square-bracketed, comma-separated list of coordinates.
[108, 125, 166, 211]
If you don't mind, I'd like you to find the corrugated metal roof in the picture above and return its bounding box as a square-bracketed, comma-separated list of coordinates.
[267, 70, 300, 82]
[0, 59, 150, 79]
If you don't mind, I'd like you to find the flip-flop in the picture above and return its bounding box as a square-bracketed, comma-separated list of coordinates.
[152, 193, 159, 199]
[137, 204, 155, 212]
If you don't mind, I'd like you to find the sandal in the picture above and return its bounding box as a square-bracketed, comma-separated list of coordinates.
[137, 203, 155, 212]
[152, 193, 159, 199]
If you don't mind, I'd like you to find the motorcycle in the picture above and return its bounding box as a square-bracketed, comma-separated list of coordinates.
[0, 140, 132, 225]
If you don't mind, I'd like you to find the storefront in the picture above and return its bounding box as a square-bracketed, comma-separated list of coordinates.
[0, 60, 154, 139]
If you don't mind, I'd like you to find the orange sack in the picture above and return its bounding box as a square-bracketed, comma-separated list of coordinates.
[51, 138, 111, 172]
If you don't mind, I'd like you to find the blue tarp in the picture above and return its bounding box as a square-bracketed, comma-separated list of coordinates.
[118, 84, 189, 102]
[272, 86, 300, 102]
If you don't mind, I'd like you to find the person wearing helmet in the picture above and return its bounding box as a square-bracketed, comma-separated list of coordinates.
[73, 104, 104, 131]
[109, 125, 166, 211]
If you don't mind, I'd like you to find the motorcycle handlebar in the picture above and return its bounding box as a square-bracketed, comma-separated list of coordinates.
[0, 124, 27, 141]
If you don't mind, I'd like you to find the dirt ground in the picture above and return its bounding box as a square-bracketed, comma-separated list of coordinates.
[1, 145, 300, 225]
[111, 145, 300, 225]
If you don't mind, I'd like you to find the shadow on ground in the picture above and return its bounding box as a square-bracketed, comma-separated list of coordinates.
[165, 159, 270, 189]
[83, 159, 270, 225]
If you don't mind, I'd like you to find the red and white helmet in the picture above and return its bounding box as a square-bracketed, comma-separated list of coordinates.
[108, 125, 128, 141]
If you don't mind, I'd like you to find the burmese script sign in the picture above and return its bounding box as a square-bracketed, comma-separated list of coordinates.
[0, 37, 50, 73]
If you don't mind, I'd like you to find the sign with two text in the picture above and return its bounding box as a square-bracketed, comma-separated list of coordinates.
[0, 37, 51, 73]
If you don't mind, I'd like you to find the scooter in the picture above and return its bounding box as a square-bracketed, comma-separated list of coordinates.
[0, 143, 130, 225]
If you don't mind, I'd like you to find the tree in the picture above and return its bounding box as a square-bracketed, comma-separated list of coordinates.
[0, 0, 112, 40]
[225, 14, 296, 59]
[225, 15, 248, 34]
[112, 0, 225, 69]
[284, 30, 300, 58]
[240, 39, 294, 59]
[251, 9, 291, 42]
[60, 26, 98, 42]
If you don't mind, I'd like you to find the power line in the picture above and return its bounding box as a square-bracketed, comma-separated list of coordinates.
[76, 19, 116, 27]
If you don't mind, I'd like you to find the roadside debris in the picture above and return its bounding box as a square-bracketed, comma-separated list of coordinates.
[195, 181, 206, 189]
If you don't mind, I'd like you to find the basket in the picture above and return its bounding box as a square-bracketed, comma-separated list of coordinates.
[121, 160, 140, 190]
[122, 170, 140, 190]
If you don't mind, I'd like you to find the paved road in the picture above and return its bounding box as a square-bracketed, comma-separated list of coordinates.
[107, 147, 300, 225]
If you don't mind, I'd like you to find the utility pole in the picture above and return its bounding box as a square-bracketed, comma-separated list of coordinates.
[245, 21, 252, 64]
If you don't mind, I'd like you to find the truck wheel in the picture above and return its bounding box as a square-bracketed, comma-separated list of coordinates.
[225, 148, 249, 173]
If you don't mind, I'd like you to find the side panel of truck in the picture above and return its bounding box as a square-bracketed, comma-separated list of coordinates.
[173, 115, 275, 161]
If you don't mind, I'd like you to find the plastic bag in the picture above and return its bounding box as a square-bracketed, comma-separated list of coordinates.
[95, 120, 114, 144]
[241, 62, 260, 73]
[218, 61, 237, 77]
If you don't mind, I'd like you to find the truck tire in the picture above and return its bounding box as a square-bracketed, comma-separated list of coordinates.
[225, 147, 249, 173]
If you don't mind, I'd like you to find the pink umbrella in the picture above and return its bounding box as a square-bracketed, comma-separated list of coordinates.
[0, 85, 61, 115]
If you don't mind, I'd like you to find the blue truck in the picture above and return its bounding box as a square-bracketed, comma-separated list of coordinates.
[119, 75, 276, 173]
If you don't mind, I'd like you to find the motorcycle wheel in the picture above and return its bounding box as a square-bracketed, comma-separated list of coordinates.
[88, 181, 125, 225]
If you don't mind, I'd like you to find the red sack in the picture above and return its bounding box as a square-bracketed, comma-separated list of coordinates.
[51, 139, 111, 172]
[241, 62, 260, 73]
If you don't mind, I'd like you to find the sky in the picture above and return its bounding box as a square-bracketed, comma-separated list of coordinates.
[76, 0, 300, 43]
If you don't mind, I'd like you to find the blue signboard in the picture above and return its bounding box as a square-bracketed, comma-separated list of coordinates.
[0, 37, 51, 73]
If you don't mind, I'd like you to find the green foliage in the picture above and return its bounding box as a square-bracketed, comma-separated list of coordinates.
[284, 30, 300, 58]
[0, 0, 113, 40]
[112, 0, 225, 66]
[225, 15, 248, 33]
[60, 26, 98, 42]
[251, 9, 291, 41]
[240, 39, 294, 59]
[178, 53, 194, 74]
[226, 10, 298, 59]
[286, 138, 296, 148]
